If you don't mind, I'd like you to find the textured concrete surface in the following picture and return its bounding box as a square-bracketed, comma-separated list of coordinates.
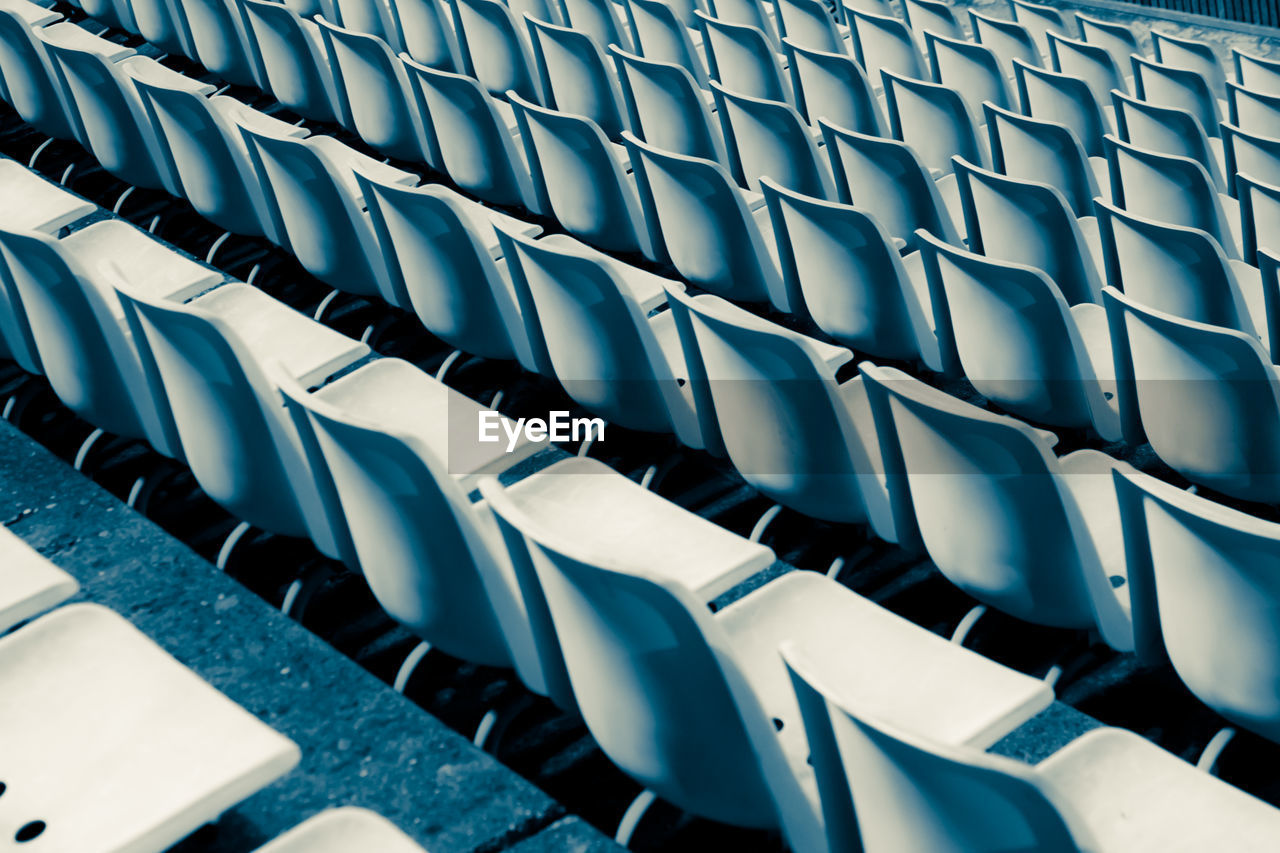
[0, 419, 619, 852]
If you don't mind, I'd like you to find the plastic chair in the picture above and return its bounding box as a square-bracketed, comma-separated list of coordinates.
[697, 12, 791, 104]
[332, 0, 401, 48]
[357, 174, 547, 367]
[1132, 53, 1223, 139]
[611, 45, 728, 165]
[316, 17, 440, 165]
[1223, 120, 1280, 193]
[1047, 30, 1129, 106]
[0, 220, 220, 460]
[257, 809, 428, 853]
[1010, 0, 1070, 56]
[762, 177, 941, 370]
[181, 0, 265, 87]
[556, 0, 630, 47]
[133, 71, 295, 241]
[527, 15, 626, 138]
[127, 0, 194, 55]
[244, 0, 342, 123]
[0, 605, 300, 853]
[452, 0, 543, 101]
[1115, 466, 1280, 742]
[666, 286, 900, 536]
[624, 0, 708, 84]
[786, 669, 1280, 853]
[508, 92, 657, 258]
[860, 362, 1133, 645]
[0, 525, 77, 634]
[39, 31, 194, 194]
[848, 7, 926, 84]
[784, 38, 885, 135]
[1152, 29, 1227, 99]
[241, 124, 412, 300]
[916, 228, 1120, 439]
[498, 229, 709, 445]
[924, 30, 1012, 116]
[1228, 80, 1280, 138]
[626, 132, 789, 308]
[1105, 134, 1241, 259]
[482, 457, 854, 849]
[969, 8, 1039, 78]
[0, 1, 80, 140]
[405, 59, 541, 211]
[821, 119, 964, 249]
[952, 156, 1102, 307]
[1112, 88, 1226, 190]
[1238, 173, 1280, 266]
[396, 0, 461, 69]
[1075, 10, 1139, 76]
[883, 69, 987, 176]
[710, 81, 835, 197]
[1104, 286, 1280, 502]
[773, 0, 844, 54]
[984, 101, 1102, 217]
[705, 0, 777, 43]
[1014, 57, 1110, 157]
[1233, 47, 1280, 96]
[902, 0, 964, 44]
[1095, 199, 1268, 347]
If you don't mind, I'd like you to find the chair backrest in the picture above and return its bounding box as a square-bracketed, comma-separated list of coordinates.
[969, 9, 1039, 78]
[1152, 29, 1226, 99]
[1096, 199, 1258, 339]
[665, 285, 886, 527]
[1237, 173, 1280, 266]
[762, 178, 940, 369]
[404, 58, 537, 209]
[848, 8, 926, 83]
[710, 82, 834, 197]
[773, 0, 841, 54]
[1223, 121, 1280, 193]
[452, 0, 542, 100]
[1075, 10, 1139, 75]
[0, 227, 144, 441]
[0, 4, 75, 139]
[1132, 53, 1222, 138]
[697, 12, 791, 103]
[130, 0, 194, 56]
[181, 0, 264, 86]
[333, 0, 400, 48]
[625, 132, 787, 308]
[557, 0, 630, 50]
[497, 230, 693, 437]
[1105, 134, 1237, 258]
[1013, 58, 1109, 157]
[783, 648, 1089, 853]
[526, 15, 626, 138]
[1114, 466, 1280, 742]
[1228, 80, 1280, 138]
[479, 455, 783, 828]
[624, 0, 708, 84]
[280, 359, 516, 668]
[924, 30, 1011, 116]
[610, 45, 727, 165]
[1104, 286, 1280, 502]
[1010, 0, 1070, 56]
[820, 119, 963, 249]
[244, 0, 340, 123]
[316, 17, 438, 163]
[396, 0, 460, 69]
[984, 101, 1098, 217]
[237, 126, 387, 297]
[784, 38, 885, 136]
[1047, 30, 1127, 106]
[883, 69, 986, 175]
[706, 0, 776, 42]
[859, 362, 1102, 629]
[1112, 88, 1224, 190]
[508, 92, 651, 256]
[903, 0, 964, 43]
[915, 228, 1115, 437]
[356, 177, 530, 363]
[1233, 47, 1280, 96]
